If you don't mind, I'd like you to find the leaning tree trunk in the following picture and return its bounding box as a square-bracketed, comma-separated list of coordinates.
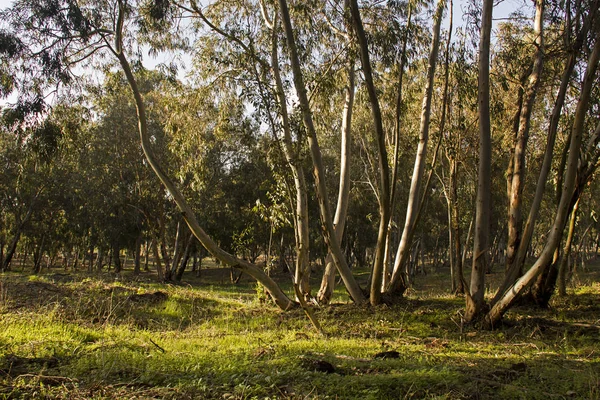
[497, 0, 544, 303]
[175, 233, 194, 282]
[1, 195, 37, 272]
[267, 16, 311, 299]
[317, 60, 355, 304]
[557, 197, 580, 296]
[487, 27, 600, 327]
[534, 136, 600, 304]
[2, 230, 22, 272]
[383, 3, 413, 289]
[493, 0, 597, 308]
[113, 1, 294, 310]
[277, 0, 366, 304]
[349, 0, 391, 305]
[464, 0, 493, 323]
[387, 0, 446, 296]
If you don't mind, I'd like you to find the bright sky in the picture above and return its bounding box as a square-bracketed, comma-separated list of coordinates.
[0, 0, 531, 26]
[0, 0, 531, 106]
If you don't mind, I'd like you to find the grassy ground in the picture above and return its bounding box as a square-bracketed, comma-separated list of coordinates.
[0, 262, 599, 399]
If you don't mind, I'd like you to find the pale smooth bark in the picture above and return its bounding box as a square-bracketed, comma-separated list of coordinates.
[387, 0, 446, 294]
[268, 14, 311, 298]
[487, 28, 600, 326]
[317, 61, 355, 304]
[383, 4, 413, 289]
[277, 0, 366, 304]
[112, 1, 294, 310]
[349, 0, 391, 305]
[465, 0, 493, 323]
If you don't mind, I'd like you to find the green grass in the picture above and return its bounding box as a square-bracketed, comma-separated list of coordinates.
[0, 265, 599, 399]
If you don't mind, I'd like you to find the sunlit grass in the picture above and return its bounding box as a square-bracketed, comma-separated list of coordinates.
[0, 264, 599, 399]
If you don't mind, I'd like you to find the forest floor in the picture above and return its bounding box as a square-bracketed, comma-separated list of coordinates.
[0, 261, 599, 399]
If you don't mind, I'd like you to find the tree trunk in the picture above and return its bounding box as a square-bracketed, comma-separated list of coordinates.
[530, 252, 558, 308]
[2, 230, 22, 272]
[465, 0, 493, 323]
[175, 233, 194, 281]
[107, 249, 113, 272]
[384, 3, 413, 290]
[558, 197, 580, 295]
[268, 17, 311, 299]
[277, 0, 366, 304]
[449, 157, 465, 294]
[487, 27, 600, 327]
[112, 242, 122, 273]
[387, 0, 446, 296]
[144, 239, 151, 272]
[349, 0, 391, 305]
[166, 220, 185, 281]
[134, 233, 142, 275]
[33, 234, 46, 274]
[152, 238, 164, 281]
[501, 0, 545, 298]
[2, 197, 37, 272]
[113, 2, 293, 309]
[96, 247, 104, 272]
[73, 248, 80, 270]
[317, 59, 355, 304]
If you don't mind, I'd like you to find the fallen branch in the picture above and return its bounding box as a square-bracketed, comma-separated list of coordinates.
[149, 338, 166, 353]
[293, 283, 325, 336]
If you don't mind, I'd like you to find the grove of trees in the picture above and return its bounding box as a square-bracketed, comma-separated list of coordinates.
[1, 0, 600, 327]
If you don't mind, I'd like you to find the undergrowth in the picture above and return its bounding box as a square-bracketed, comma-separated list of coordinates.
[0, 266, 598, 399]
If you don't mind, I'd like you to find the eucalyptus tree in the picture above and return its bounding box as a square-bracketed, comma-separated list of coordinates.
[0, 112, 63, 271]
[385, 0, 447, 296]
[531, 99, 600, 305]
[451, 0, 600, 324]
[488, 26, 600, 325]
[274, 0, 366, 304]
[463, 0, 493, 323]
[494, 0, 545, 302]
[1, 0, 295, 308]
[492, 0, 599, 307]
[179, 0, 358, 300]
[314, 0, 357, 304]
[347, 0, 391, 305]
